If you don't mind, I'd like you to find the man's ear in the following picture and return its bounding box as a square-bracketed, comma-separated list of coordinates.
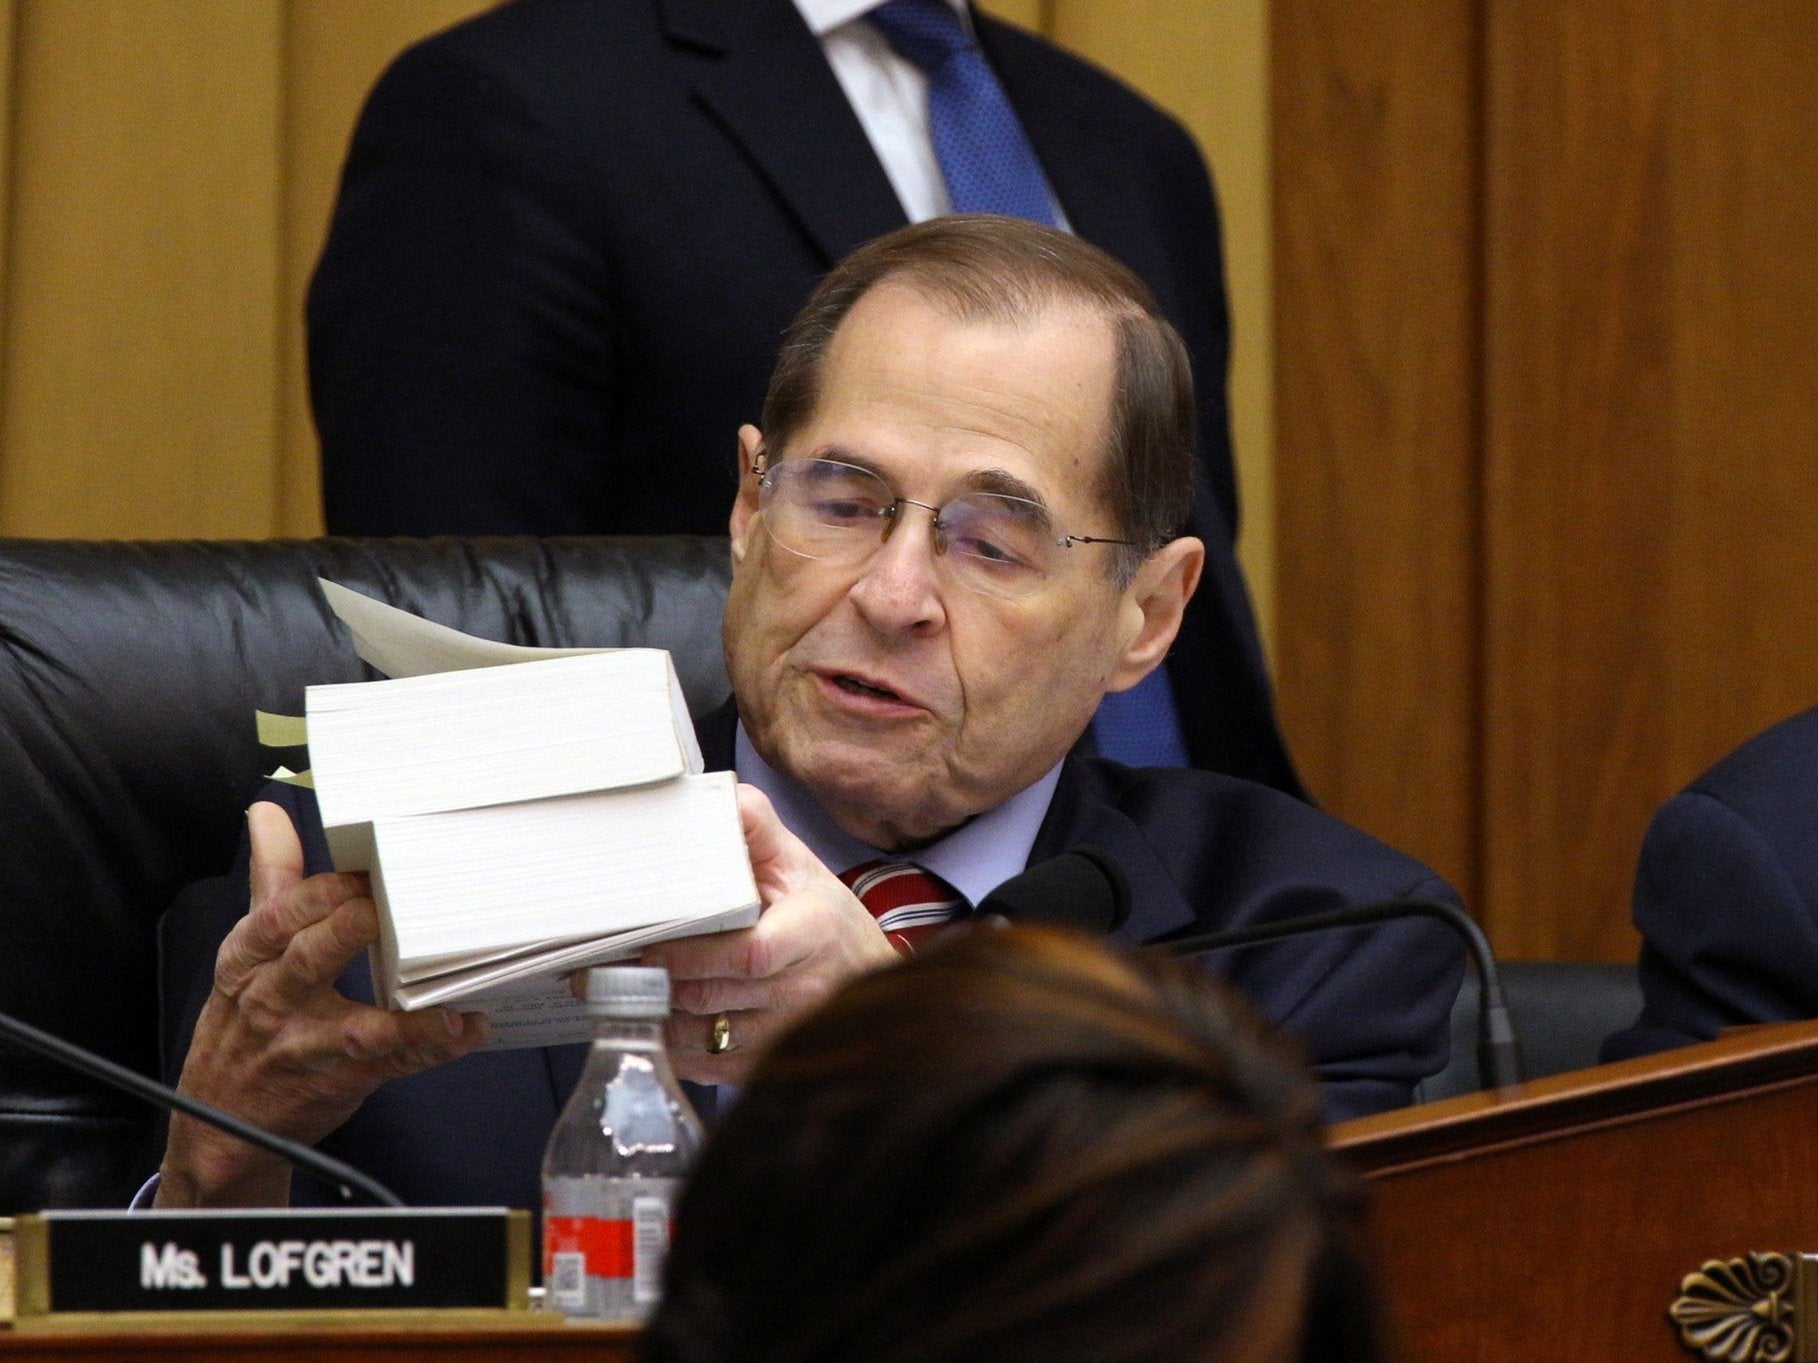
[729, 425, 765, 564]
[1106, 537, 1204, 693]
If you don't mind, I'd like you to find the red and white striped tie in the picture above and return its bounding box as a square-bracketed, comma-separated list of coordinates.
[840, 859, 966, 954]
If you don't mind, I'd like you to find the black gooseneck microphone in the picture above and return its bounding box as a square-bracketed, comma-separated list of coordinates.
[975, 847, 1132, 935]
[0, 1009, 403, 1207]
[936, 854, 1520, 1090]
[1160, 898, 1524, 1090]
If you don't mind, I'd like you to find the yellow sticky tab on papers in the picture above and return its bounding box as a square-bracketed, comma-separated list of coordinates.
[256, 711, 308, 747]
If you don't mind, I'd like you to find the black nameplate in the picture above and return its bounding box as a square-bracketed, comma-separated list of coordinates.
[14, 1207, 530, 1315]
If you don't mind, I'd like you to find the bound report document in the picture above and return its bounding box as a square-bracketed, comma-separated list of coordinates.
[302, 581, 759, 1049]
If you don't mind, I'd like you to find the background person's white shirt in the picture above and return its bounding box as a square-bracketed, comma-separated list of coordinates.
[799, 0, 962, 223]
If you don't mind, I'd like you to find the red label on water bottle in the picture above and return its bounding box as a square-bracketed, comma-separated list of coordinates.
[543, 1183, 680, 1313]
[545, 1215, 636, 1279]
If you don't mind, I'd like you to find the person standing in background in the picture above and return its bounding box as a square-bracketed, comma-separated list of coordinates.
[309, 0, 1302, 791]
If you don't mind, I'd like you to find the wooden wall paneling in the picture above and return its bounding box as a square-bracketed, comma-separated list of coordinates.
[1482, 3, 1818, 960]
[1662, 1, 1818, 786]
[0, 1, 15, 324]
[1480, 2, 1675, 959]
[1336, 1022, 1818, 1362]
[0, 0, 286, 537]
[0, 0, 495, 540]
[1278, 0, 1818, 961]
[0, 1, 15, 452]
[1272, 0, 1482, 901]
[1049, 0, 1277, 640]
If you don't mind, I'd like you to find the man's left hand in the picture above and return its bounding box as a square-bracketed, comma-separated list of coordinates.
[641, 784, 898, 1082]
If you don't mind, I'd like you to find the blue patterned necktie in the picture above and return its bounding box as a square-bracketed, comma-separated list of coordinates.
[865, 0, 1061, 226]
[863, 0, 1190, 769]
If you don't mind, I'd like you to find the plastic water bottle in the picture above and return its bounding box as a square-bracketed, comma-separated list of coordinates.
[541, 965, 705, 1322]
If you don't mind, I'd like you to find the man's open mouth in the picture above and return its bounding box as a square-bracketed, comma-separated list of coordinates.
[834, 674, 901, 702]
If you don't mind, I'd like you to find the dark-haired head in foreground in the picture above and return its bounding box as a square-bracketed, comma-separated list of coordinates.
[640, 926, 1381, 1363]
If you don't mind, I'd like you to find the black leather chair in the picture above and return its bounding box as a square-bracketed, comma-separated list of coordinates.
[1416, 960, 1644, 1102]
[0, 536, 731, 1213]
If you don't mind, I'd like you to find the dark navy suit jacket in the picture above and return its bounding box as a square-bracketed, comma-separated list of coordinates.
[307, 0, 1299, 795]
[161, 709, 1462, 1210]
[1603, 705, 1818, 1061]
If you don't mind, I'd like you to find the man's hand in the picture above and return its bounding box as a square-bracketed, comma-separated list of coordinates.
[156, 802, 489, 1207]
[642, 785, 898, 1083]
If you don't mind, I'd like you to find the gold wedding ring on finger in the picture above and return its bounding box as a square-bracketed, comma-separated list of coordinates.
[708, 1011, 733, 1054]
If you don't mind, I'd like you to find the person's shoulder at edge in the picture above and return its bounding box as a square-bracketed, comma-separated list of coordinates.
[349, 0, 685, 143]
[376, 0, 644, 72]
[1603, 703, 1818, 1062]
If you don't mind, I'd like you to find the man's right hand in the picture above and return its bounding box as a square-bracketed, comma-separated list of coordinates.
[155, 801, 488, 1207]
[645, 785, 898, 1085]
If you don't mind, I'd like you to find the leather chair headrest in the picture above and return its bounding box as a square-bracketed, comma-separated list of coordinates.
[0, 535, 731, 1210]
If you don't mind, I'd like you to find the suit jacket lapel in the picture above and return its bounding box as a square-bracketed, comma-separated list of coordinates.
[1030, 756, 1198, 946]
[665, 0, 908, 266]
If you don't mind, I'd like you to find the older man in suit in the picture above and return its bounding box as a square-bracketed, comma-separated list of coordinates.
[159, 219, 1460, 1211]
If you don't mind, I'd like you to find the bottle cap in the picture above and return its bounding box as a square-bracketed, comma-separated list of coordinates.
[584, 965, 671, 1019]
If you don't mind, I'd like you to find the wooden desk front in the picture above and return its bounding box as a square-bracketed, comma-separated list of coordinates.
[0, 1316, 636, 1362]
[1334, 1019, 1818, 1362]
[14, 1022, 1818, 1362]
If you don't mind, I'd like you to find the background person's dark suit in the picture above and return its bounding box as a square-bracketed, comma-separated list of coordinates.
[308, 0, 1300, 794]
[162, 711, 1461, 1210]
[1604, 704, 1818, 1061]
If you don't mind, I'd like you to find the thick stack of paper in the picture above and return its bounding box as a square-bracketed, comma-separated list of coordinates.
[305, 582, 758, 1048]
